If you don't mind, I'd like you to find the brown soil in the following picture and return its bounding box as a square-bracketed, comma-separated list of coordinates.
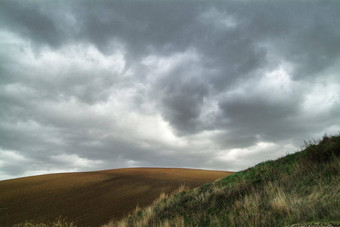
[0, 168, 232, 227]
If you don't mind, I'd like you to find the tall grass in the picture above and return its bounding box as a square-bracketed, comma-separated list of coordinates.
[104, 185, 189, 227]
[108, 135, 340, 227]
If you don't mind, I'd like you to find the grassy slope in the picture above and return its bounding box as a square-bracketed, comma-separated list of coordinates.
[0, 168, 232, 227]
[115, 135, 340, 227]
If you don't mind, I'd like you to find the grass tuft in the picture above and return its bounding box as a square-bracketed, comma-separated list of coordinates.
[13, 216, 75, 227]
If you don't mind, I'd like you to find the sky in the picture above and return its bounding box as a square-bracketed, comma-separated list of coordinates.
[0, 0, 340, 180]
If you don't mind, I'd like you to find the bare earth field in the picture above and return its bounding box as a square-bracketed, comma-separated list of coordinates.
[0, 168, 232, 227]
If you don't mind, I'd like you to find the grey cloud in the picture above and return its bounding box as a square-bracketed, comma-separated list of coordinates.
[154, 60, 209, 134]
[218, 93, 300, 137]
[0, 0, 340, 180]
[213, 130, 260, 150]
[1, 163, 28, 176]
[0, 1, 67, 48]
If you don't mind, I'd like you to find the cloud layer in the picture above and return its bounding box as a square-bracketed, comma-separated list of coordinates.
[0, 0, 340, 180]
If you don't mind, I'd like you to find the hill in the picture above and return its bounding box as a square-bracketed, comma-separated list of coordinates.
[0, 168, 232, 227]
[112, 135, 340, 227]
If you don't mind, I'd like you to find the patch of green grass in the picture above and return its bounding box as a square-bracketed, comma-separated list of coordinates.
[111, 134, 340, 227]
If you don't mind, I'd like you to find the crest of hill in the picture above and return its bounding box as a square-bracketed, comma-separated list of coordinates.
[0, 168, 232, 227]
[111, 135, 340, 227]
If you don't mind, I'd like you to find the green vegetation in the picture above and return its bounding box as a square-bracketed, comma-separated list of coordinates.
[110, 135, 340, 227]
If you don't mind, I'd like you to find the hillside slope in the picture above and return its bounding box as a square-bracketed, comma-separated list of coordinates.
[113, 135, 340, 227]
[0, 168, 232, 227]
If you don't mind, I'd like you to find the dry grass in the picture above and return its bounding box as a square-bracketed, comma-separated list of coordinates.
[106, 184, 190, 227]
[269, 183, 292, 217]
[13, 216, 76, 227]
[0, 168, 232, 227]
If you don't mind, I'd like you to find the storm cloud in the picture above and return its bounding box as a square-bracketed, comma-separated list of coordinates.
[0, 0, 340, 180]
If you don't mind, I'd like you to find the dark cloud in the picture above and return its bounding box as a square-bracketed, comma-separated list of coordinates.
[0, 0, 340, 180]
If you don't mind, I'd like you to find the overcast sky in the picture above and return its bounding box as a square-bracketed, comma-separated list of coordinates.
[0, 0, 339, 180]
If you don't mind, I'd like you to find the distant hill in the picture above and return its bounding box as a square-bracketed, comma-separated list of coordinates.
[112, 135, 340, 227]
[0, 168, 232, 227]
